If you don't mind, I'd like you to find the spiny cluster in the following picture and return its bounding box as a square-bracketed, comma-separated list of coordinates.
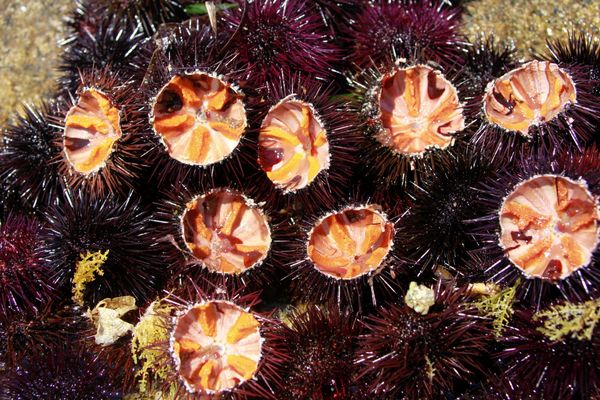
[1, 1, 600, 398]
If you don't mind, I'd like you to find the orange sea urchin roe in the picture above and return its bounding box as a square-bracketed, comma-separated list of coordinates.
[499, 175, 599, 280]
[63, 88, 122, 174]
[484, 61, 577, 136]
[377, 65, 464, 155]
[307, 205, 394, 279]
[152, 73, 247, 166]
[258, 98, 330, 192]
[171, 301, 262, 393]
[181, 189, 271, 274]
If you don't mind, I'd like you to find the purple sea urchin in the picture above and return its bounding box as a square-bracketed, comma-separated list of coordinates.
[141, 19, 256, 190]
[72, 0, 187, 37]
[351, 60, 468, 187]
[397, 144, 503, 277]
[44, 189, 163, 307]
[152, 179, 286, 295]
[254, 75, 360, 213]
[467, 146, 600, 306]
[0, 214, 54, 323]
[1, 342, 123, 400]
[0, 103, 62, 210]
[497, 300, 600, 400]
[356, 283, 493, 399]
[545, 33, 600, 96]
[53, 69, 152, 198]
[60, 12, 147, 94]
[222, 0, 339, 88]
[345, 0, 464, 69]
[271, 304, 366, 400]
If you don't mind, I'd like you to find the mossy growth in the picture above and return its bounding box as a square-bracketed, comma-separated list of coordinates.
[72, 250, 109, 306]
[131, 299, 174, 394]
[473, 280, 519, 337]
[533, 298, 600, 341]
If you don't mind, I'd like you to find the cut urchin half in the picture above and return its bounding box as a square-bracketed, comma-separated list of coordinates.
[250, 75, 360, 215]
[141, 20, 255, 191]
[151, 72, 247, 167]
[288, 201, 400, 310]
[353, 63, 466, 187]
[53, 69, 153, 198]
[307, 205, 394, 280]
[170, 300, 263, 394]
[62, 88, 122, 175]
[376, 64, 465, 156]
[466, 146, 600, 306]
[474, 59, 600, 153]
[146, 283, 287, 399]
[180, 189, 272, 275]
[258, 96, 331, 194]
[498, 175, 599, 281]
[153, 182, 285, 295]
[483, 61, 577, 137]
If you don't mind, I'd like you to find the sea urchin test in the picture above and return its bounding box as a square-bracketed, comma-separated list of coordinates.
[63, 88, 122, 174]
[171, 301, 262, 393]
[484, 61, 576, 136]
[181, 189, 271, 275]
[258, 97, 331, 193]
[499, 175, 599, 280]
[152, 72, 247, 166]
[307, 205, 394, 280]
[377, 65, 465, 156]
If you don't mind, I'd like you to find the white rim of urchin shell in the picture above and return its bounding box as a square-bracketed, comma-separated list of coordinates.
[259, 94, 332, 195]
[149, 69, 248, 167]
[373, 64, 465, 158]
[168, 300, 265, 395]
[62, 86, 122, 176]
[481, 60, 578, 138]
[303, 203, 396, 281]
[178, 187, 273, 276]
[496, 173, 600, 280]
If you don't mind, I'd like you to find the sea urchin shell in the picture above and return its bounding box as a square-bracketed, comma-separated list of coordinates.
[170, 300, 263, 394]
[151, 72, 248, 167]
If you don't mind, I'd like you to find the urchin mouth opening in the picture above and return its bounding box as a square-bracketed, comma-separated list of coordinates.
[151, 72, 247, 167]
[63, 88, 122, 175]
[179, 189, 272, 275]
[258, 95, 331, 194]
[169, 300, 263, 394]
[498, 174, 599, 281]
[375, 65, 464, 157]
[483, 60, 577, 137]
[306, 204, 395, 280]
